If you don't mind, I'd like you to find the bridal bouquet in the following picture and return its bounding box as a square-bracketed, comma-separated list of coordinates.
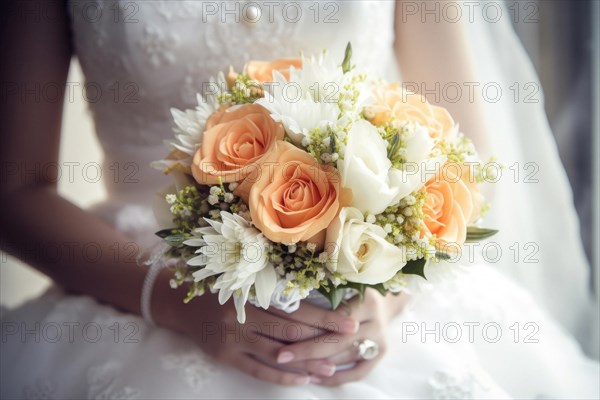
[152, 44, 497, 323]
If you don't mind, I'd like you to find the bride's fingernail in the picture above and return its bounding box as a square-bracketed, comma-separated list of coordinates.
[277, 351, 294, 364]
[294, 376, 310, 385]
[309, 376, 322, 384]
[318, 364, 336, 377]
[340, 318, 358, 333]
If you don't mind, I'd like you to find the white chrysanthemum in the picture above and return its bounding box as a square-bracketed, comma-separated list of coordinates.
[293, 51, 344, 102]
[187, 211, 276, 323]
[256, 52, 345, 145]
[151, 73, 225, 171]
[256, 71, 339, 145]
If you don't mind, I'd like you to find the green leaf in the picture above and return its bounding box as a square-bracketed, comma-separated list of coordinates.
[320, 287, 345, 310]
[341, 42, 353, 73]
[155, 228, 175, 239]
[435, 252, 452, 260]
[343, 282, 366, 300]
[164, 234, 187, 248]
[466, 227, 499, 242]
[370, 283, 388, 296]
[401, 258, 427, 279]
[387, 132, 401, 159]
[329, 132, 336, 155]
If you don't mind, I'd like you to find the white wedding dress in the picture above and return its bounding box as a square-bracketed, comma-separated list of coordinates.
[1, 1, 599, 399]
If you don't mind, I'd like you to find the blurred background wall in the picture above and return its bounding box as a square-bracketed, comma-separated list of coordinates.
[511, 0, 596, 272]
[511, 0, 599, 358]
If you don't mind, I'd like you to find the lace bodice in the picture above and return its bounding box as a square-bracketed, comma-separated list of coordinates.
[67, 0, 396, 237]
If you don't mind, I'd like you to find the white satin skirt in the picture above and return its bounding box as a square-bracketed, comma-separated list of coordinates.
[1, 264, 598, 399]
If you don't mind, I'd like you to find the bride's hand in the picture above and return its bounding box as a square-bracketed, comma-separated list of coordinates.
[273, 289, 409, 386]
[170, 288, 361, 386]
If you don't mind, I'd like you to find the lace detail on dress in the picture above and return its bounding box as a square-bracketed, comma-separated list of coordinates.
[137, 26, 180, 68]
[154, 0, 206, 21]
[67, 0, 396, 149]
[161, 352, 219, 390]
[87, 361, 142, 399]
[429, 370, 490, 400]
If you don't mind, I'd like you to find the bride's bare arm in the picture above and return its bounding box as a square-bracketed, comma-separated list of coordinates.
[0, 1, 362, 386]
[0, 0, 150, 317]
[394, 1, 491, 154]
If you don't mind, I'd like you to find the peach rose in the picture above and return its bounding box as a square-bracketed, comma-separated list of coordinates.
[421, 164, 475, 248]
[204, 104, 229, 130]
[457, 163, 485, 224]
[235, 141, 349, 245]
[245, 58, 302, 83]
[191, 104, 284, 185]
[368, 83, 455, 141]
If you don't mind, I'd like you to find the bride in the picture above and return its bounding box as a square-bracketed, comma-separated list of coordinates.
[1, 0, 598, 398]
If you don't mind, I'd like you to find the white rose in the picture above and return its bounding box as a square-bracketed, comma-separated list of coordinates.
[338, 120, 401, 214]
[388, 124, 444, 201]
[388, 157, 446, 203]
[256, 53, 342, 146]
[404, 123, 434, 163]
[325, 207, 407, 284]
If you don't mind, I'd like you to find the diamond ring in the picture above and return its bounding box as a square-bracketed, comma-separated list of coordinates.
[354, 339, 379, 361]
